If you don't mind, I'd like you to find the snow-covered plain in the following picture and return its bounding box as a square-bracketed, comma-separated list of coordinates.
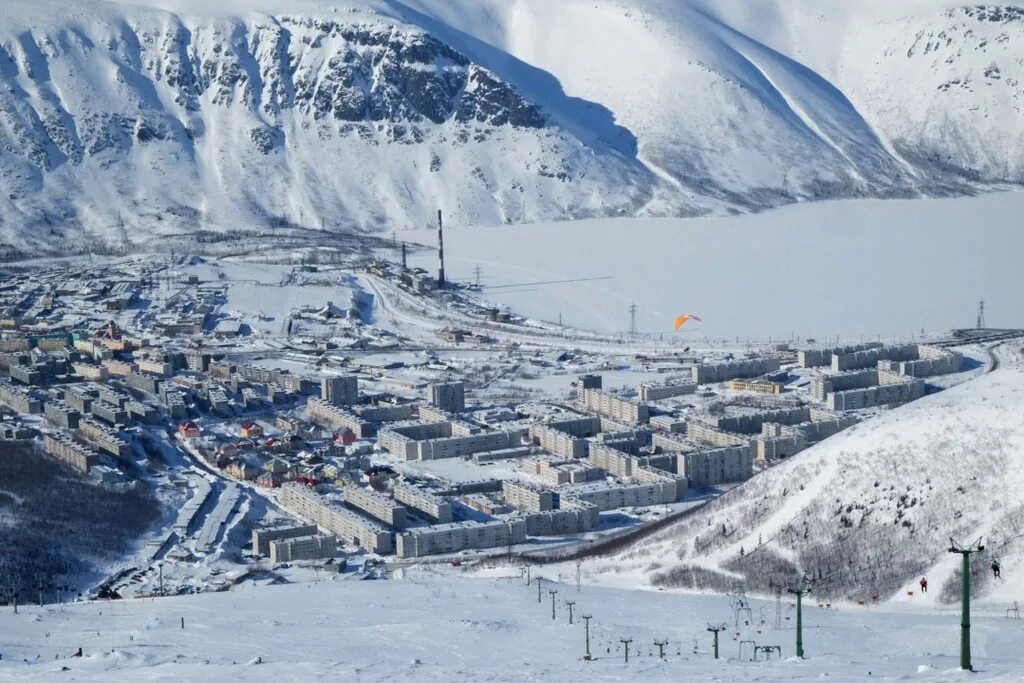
[404, 192, 1024, 339]
[2, 569, 1023, 682]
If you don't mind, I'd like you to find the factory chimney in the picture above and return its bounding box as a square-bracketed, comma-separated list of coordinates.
[437, 209, 446, 288]
[400, 241, 407, 270]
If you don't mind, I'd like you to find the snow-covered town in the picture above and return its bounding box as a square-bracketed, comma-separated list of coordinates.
[3, 0, 1024, 680]
[0, 247, 1002, 586]
[0, 245, 1022, 680]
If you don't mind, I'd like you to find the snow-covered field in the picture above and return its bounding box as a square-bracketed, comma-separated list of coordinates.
[403, 192, 1024, 339]
[1, 569, 1022, 682]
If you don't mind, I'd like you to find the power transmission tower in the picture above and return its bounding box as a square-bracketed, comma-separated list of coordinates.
[581, 614, 593, 661]
[620, 638, 633, 664]
[565, 600, 576, 624]
[949, 537, 985, 671]
[473, 264, 482, 288]
[654, 639, 668, 660]
[628, 303, 638, 339]
[549, 589, 559, 620]
[787, 577, 813, 658]
[707, 624, 726, 659]
[976, 299, 986, 329]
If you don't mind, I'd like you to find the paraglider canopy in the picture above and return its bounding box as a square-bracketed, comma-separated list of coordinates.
[673, 314, 702, 331]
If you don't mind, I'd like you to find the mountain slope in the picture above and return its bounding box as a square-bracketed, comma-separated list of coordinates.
[1, 0, 1024, 251]
[591, 343, 1024, 604]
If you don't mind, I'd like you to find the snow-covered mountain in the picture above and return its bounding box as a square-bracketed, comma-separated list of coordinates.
[2, 0, 1024, 251]
[591, 343, 1024, 604]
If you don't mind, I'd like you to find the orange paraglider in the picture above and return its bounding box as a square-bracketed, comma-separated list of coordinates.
[673, 314, 702, 331]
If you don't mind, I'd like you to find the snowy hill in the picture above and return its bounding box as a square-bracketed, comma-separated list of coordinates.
[2, 0, 1024, 251]
[589, 342, 1024, 605]
[2, 569, 1023, 681]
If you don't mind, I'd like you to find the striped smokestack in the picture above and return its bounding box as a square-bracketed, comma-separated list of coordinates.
[437, 209, 446, 288]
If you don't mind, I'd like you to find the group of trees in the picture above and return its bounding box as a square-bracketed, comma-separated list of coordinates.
[0, 440, 160, 601]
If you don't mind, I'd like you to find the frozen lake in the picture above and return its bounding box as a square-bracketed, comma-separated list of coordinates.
[401, 192, 1024, 340]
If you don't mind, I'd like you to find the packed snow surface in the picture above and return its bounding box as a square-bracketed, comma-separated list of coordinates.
[1, 569, 1023, 681]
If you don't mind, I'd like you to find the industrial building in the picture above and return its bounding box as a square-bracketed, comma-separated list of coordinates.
[280, 483, 394, 554]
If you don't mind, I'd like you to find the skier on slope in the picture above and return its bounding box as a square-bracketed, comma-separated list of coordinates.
[919, 577, 928, 593]
[992, 559, 1001, 579]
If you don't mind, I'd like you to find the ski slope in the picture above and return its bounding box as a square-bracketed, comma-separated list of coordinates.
[1, 568, 1023, 681]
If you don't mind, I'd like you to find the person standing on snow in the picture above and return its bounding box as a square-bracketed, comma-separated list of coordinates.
[992, 560, 1001, 579]
[919, 577, 928, 593]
